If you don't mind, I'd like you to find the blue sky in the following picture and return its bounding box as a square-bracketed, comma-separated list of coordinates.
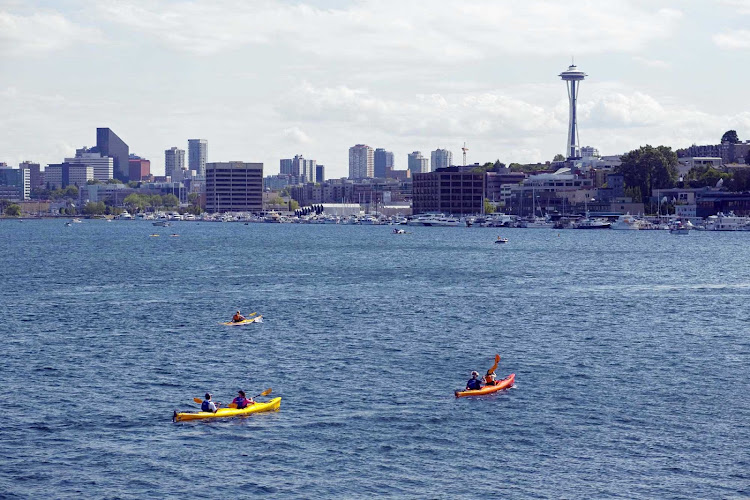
[1, 0, 749, 177]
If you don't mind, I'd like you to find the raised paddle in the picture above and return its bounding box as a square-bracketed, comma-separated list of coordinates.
[488, 354, 500, 375]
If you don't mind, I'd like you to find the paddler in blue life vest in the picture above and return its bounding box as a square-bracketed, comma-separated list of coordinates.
[201, 393, 218, 413]
[466, 371, 482, 391]
[232, 390, 254, 409]
[232, 310, 246, 323]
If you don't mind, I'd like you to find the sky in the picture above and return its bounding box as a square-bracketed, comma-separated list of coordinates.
[1, 0, 750, 177]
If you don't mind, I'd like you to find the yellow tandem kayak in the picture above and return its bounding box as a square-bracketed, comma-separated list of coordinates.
[173, 397, 281, 422]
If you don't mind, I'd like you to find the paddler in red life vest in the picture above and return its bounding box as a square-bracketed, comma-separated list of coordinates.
[483, 354, 501, 386]
[232, 390, 254, 409]
[232, 310, 246, 323]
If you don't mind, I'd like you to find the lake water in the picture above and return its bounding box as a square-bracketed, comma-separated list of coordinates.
[1, 220, 748, 498]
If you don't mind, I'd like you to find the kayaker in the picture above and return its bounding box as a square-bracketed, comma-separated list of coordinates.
[232, 310, 246, 323]
[201, 393, 218, 413]
[484, 354, 501, 386]
[466, 371, 482, 391]
[232, 390, 254, 409]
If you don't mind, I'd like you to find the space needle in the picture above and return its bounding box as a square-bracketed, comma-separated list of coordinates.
[559, 63, 587, 160]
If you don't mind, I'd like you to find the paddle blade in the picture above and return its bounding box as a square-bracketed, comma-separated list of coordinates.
[260, 388, 272, 397]
[488, 354, 500, 374]
[193, 398, 203, 404]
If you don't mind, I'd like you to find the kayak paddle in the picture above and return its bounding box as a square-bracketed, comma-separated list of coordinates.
[226, 388, 272, 409]
[488, 354, 500, 375]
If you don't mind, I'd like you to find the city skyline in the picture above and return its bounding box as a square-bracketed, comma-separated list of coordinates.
[2, 1, 750, 177]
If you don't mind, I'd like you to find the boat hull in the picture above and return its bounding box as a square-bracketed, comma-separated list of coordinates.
[455, 373, 515, 398]
[174, 397, 281, 422]
[221, 315, 262, 326]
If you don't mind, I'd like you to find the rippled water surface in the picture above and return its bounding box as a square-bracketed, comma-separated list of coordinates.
[1, 220, 749, 498]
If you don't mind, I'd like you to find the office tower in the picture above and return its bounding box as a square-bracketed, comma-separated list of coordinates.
[408, 151, 429, 174]
[280, 159, 293, 175]
[94, 128, 129, 182]
[65, 148, 114, 181]
[559, 63, 587, 159]
[348, 144, 374, 179]
[315, 164, 325, 183]
[128, 156, 151, 181]
[292, 154, 316, 183]
[430, 149, 453, 171]
[19, 161, 42, 189]
[44, 164, 94, 189]
[188, 139, 208, 176]
[205, 162, 263, 213]
[374, 148, 394, 178]
[0, 166, 30, 200]
[165, 147, 185, 178]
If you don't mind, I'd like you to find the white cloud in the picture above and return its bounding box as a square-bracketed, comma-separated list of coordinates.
[94, 0, 683, 59]
[721, 0, 750, 14]
[713, 29, 750, 49]
[0, 10, 100, 56]
[282, 126, 313, 145]
[632, 56, 671, 69]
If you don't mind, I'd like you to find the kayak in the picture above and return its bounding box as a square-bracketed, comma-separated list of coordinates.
[454, 373, 515, 398]
[173, 397, 281, 422]
[221, 315, 262, 326]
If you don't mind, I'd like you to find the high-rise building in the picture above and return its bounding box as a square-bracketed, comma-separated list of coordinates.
[430, 149, 453, 171]
[280, 159, 293, 175]
[408, 151, 429, 174]
[65, 148, 114, 181]
[349, 144, 374, 179]
[19, 161, 42, 190]
[128, 156, 151, 181]
[205, 161, 263, 213]
[0, 166, 30, 200]
[315, 164, 325, 183]
[93, 128, 129, 181]
[374, 148, 394, 178]
[165, 147, 185, 179]
[188, 139, 208, 177]
[412, 167, 485, 215]
[45, 163, 94, 189]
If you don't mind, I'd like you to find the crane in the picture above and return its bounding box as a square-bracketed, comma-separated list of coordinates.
[461, 142, 469, 166]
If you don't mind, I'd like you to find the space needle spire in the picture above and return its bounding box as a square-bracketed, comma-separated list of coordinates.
[559, 62, 587, 159]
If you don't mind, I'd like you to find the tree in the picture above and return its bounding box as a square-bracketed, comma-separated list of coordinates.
[721, 130, 740, 144]
[289, 199, 300, 211]
[188, 192, 200, 204]
[106, 178, 124, 184]
[83, 201, 106, 215]
[64, 185, 79, 199]
[553, 154, 566, 162]
[484, 198, 496, 214]
[4, 204, 21, 217]
[87, 179, 101, 185]
[615, 145, 678, 202]
[124, 193, 144, 211]
[162, 194, 179, 208]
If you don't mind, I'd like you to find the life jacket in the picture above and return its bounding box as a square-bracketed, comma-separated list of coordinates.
[234, 397, 249, 409]
[467, 378, 482, 390]
[201, 400, 212, 412]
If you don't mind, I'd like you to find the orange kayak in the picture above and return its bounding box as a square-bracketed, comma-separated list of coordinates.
[454, 373, 515, 398]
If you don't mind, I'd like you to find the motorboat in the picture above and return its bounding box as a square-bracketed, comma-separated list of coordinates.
[152, 221, 171, 227]
[494, 236, 509, 244]
[574, 217, 611, 229]
[704, 212, 750, 231]
[610, 213, 643, 230]
[408, 214, 458, 226]
[517, 216, 552, 228]
[669, 220, 692, 234]
[118, 211, 133, 220]
[71, 218, 83, 223]
[392, 228, 407, 234]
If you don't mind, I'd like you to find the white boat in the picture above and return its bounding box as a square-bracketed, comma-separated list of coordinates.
[152, 221, 171, 227]
[574, 217, 611, 229]
[360, 215, 379, 225]
[71, 218, 83, 223]
[669, 220, 692, 234]
[494, 236, 509, 244]
[610, 213, 643, 230]
[407, 214, 456, 226]
[118, 211, 133, 220]
[517, 216, 553, 228]
[704, 212, 750, 231]
[392, 228, 406, 234]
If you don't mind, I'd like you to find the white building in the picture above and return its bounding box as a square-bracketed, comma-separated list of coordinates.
[431, 149, 453, 171]
[349, 144, 374, 179]
[291, 154, 317, 183]
[45, 164, 93, 189]
[188, 139, 207, 177]
[408, 151, 429, 174]
[677, 157, 723, 178]
[65, 148, 114, 181]
[165, 147, 185, 179]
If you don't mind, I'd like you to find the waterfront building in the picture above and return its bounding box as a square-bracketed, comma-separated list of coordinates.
[349, 145, 374, 179]
[205, 161, 263, 213]
[408, 152, 429, 174]
[65, 148, 114, 181]
[696, 192, 750, 217]
[386, 167, 411, 181]
[0, 166, 31, 200]
[280, 159, 293, 176]
[430, 149, 453, 172]
[506, 170, 595, 216]
[45, 163, 94, 189]
[412, 167, 484, 215]
[289, 178, 411, 207]
[374, 148, 394, 178]
[128, 156, 151, 181]
[93, 128, 129, 182]
[188, 139, 208, 176]
[316, 164, 325, 183]
[165, 147, 185, 179]
[485, 170, 526, 204]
